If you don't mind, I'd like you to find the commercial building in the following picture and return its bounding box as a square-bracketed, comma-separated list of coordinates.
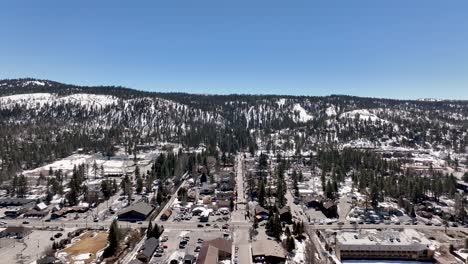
[137, 237, 159, 262]
[118, 202, 154, 221]
[336, 229, 434, 261]
[0, 226, 32, 239]
[252, 239, 287, 263]
[196, 238, 232, 264]
[0, 198, 36, 207]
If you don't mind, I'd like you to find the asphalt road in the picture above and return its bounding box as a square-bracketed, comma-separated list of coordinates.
[231, 154, 253, 264]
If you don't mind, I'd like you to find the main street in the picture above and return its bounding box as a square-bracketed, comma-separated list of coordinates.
[231, 153, 252, 264]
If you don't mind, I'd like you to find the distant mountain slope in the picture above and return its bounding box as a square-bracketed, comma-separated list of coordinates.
[0, 78, 467, 179]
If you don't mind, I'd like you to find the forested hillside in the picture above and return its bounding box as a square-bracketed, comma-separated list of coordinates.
[0, 78, 467, 182]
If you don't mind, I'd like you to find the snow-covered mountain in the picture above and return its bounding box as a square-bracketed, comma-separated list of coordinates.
[0, 78, 467, 173]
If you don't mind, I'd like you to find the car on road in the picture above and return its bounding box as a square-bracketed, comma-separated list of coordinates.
[197, 224, 204, 228]
[22, 221, 29, 224]
[194, 246, 201, 252]
[54, 233, 63, 238]
[197, 238, 204, 243]
[222, 224, 229, 229]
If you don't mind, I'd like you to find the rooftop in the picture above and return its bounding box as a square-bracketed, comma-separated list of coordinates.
[118, 202, 154, 216]
[252, 240, 287, 259]
[337, 229, 432, 251]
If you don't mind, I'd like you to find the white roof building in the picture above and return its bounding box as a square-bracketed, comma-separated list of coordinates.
[336, 229, 434, 261]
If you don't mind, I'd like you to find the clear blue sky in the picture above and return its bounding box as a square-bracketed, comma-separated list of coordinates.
[1, 1, 468, 99]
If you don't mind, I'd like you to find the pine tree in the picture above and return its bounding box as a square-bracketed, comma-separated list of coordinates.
[258, 179, 266, 207]
[104, 219, 121, 257]
[147, 221, 153, 238]
[101, 180, 111, 200]
[286, 236, 296, 252]
[151, 223, 161, 239]
[136, 176, 143, 194]
[463, 172, 468, 183]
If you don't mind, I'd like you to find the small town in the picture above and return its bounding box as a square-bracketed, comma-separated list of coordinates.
[0, 139, 467, 264]
[1, 1, 468, 264]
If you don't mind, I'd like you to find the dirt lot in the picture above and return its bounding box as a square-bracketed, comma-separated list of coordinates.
[61, 231, 108, 263]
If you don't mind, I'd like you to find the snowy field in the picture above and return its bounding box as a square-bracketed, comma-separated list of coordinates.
[0, 93, 118, 109]
[22, 154, 94, 176]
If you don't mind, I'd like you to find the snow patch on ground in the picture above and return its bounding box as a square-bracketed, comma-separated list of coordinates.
[23, 80, 45, 86]
[342, 138, 375, 149]
[325, 105, 337, 116]
[292, 239, 306, 263]
[277, 98, 287, 107]
[73, 253, 91, 261]
[0, 93, 118, 109]
[22, 154, 94, 176]
[341, 109, 389, 123]
[293, 103, 313, 122]
[0, 93, 54, 108]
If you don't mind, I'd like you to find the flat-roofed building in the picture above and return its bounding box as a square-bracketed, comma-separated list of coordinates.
[336, 229, 434, 261]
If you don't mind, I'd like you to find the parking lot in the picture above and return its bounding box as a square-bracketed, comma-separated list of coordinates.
[150, 229, 232, 264]
[0, 229, 74, 264]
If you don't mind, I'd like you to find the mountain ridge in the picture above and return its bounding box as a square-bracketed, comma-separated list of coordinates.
[1, 78, 467, 102]
[0, 77, 467, 181]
